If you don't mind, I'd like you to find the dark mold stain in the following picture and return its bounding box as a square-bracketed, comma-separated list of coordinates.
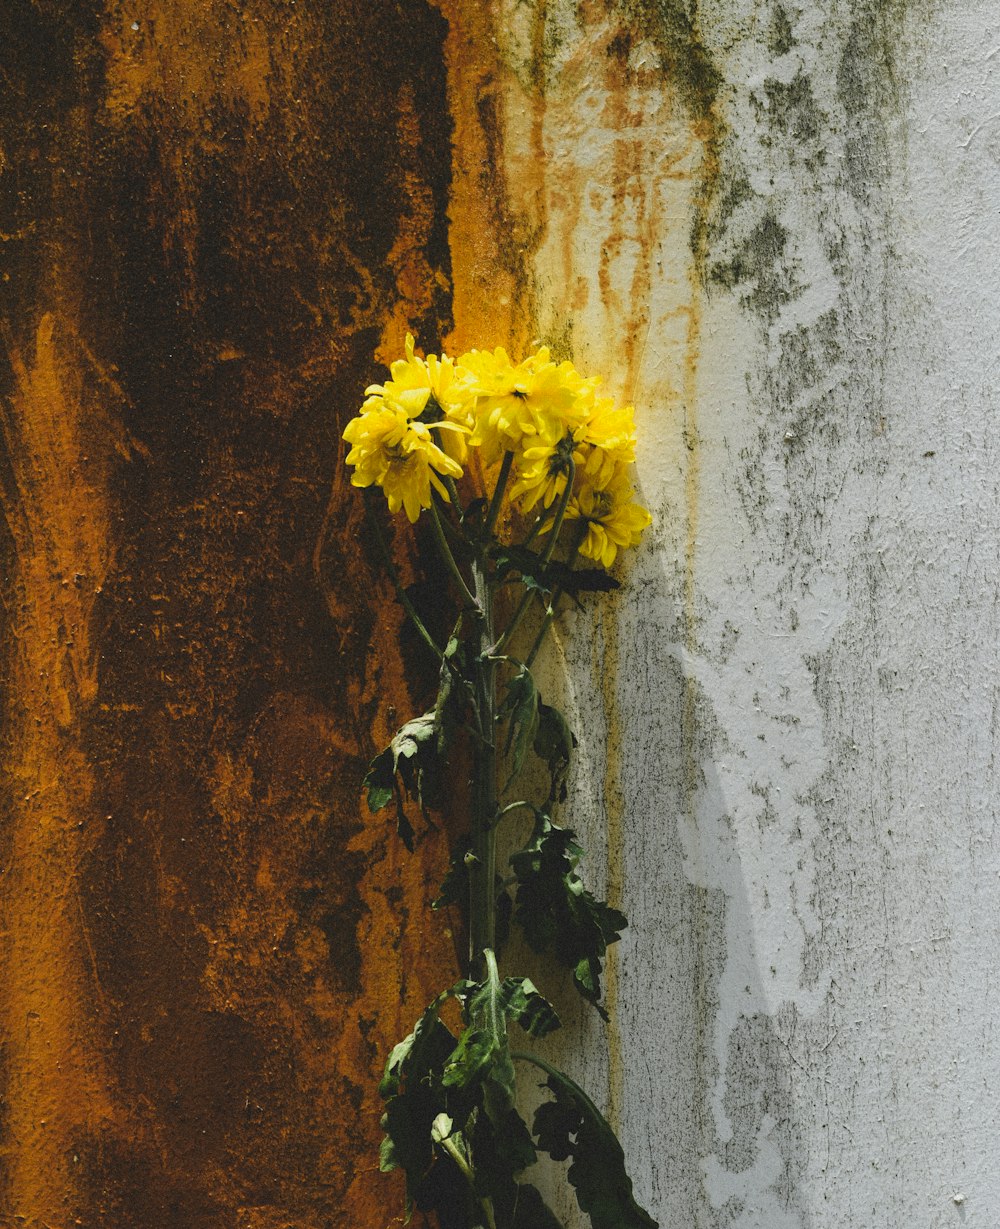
[838, 8, 904, 210]
[719, 1009, 803, 1219]
[710, 213, 798, 322]
[769, 6, 795, 58]
[764, 72, 825, 151]
[614, 0, 721, 120]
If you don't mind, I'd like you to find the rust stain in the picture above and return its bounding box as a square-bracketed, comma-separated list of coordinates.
[431, 0, 536, 354]
[101, 1, 276, 122]
[431, 0, 725, 1148]
[0, 0, 724, 1222]
[682, 111, 722, 1161]
[581, 23, 723, 1145]
[3, 0, 459, 1223]
[0, 312, 125, 1221]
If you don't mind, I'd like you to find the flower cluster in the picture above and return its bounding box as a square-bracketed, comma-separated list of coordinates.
[343, 335, 650, 566]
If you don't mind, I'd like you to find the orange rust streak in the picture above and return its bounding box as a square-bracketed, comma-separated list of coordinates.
[0, 314, 119, 1221]
[432, 0, 532, 353]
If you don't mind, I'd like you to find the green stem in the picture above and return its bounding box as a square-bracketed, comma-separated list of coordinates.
[510, 1050, 560, 1078]
[429, 497, 479, 610]
[443, 473, 466, 518]
[469, 545, 497, 976]
[365, 492, 446, 663]
[484, 449, 514, 538]
[437, 1137, 498, 1229]
[524, 522, 588, 669]
[492, 457, 576, 656]
[510, 1050, 610, 1124]
[494, 799, 538, 827]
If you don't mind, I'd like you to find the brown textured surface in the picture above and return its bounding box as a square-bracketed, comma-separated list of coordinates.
[0, 0, 709, 1222]
[0, 1, 472, 1223]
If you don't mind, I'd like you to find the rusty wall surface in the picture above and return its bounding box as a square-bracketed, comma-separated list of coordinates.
[3, 1, 999, 1228]
[0, 1, 465, 1224]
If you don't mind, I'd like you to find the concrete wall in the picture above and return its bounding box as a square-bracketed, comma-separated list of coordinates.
[527, 3, 1000, 1226]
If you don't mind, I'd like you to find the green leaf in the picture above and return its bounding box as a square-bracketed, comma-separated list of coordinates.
[363, 746, 396, 813]
[498, 977, 561, 1039]
[379, 985, 469, 1214]
[488, 1105, 539, 1176]
[434, 617, 474, 756]
[431, 839, 471, 911]
[510, 815, 627, 1014]
[363, 710, 444, 851]
[532, 1066, 658, 1229]
[492, 544, 552, 592]
[443, 957, 562, 1150]
[380, 985, 464, 1101]
[442, 957, 514, 1114]
[469, 1110, 559, 1229]
[499, 662, 539, 778]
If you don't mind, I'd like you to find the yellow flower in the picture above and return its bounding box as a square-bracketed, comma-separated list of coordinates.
[367, 334, 477, 463]
[343, 396, 464, 523]
[579, 398, 637, 479]
[460, 345, 596, 464]
[563, 469, 651, 568]
[510, 397, 637, 513]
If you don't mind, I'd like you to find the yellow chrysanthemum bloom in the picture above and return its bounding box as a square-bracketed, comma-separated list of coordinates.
[367, 334, 477, 464]
[460, 345, 597, 464]
[562, 469, 651, 568]
[510, 397, 638, 513]
[343, 396, 465, 523]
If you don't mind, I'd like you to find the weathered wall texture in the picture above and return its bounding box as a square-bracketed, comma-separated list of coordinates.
[1, 0, 997, 1226]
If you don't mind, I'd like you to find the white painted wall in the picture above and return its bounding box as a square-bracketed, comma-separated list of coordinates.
[492, 3, 1000, 1225]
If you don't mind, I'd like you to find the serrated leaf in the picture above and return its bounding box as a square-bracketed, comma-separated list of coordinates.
[431, 839, 471, 911]
[532, 1066, 658, 1229]
[442, 959, 513, 1112]
[541, 557, 621, 607]
[467, 1110, 556, 1229]
[380, 985, 463, 1101]
[499, 662, 539, 778]
[379, 985, 468, 1213]
[510, 815, 627, 1013]
[492, 544, 552, 592]
[363, 745, 415, 851]
[498, 977, 561, 1039]
[434, 617, 473, 757]
[489, 1105, 538, 1175]
[363, 747, 396, 813]
[363, 710, 444, 851]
